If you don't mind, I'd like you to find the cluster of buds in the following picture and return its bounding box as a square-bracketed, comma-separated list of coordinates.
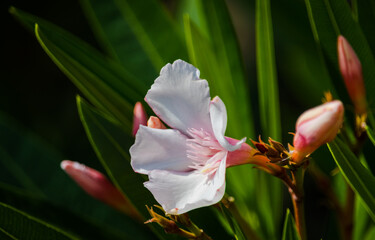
[251, 137, 292, 167]
[146, 206, 212, 239]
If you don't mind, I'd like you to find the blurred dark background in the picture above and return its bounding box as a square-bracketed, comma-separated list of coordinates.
[2, 0, 99, 169]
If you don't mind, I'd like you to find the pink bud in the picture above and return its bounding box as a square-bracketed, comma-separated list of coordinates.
[338, 35, 367, 115]
[147, 116, 167, 129]
[61, 160, 142, 221]
[132, 102, 148, 136]
[292, 100, 344, 163]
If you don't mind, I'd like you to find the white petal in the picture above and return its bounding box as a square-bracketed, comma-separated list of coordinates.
[145, 60, 213, 136]
[144, 152, 227, 214]
[210, 96, 245, 151]
[130, 125, 192, 174]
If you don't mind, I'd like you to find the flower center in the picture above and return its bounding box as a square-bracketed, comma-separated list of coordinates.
[186, 128, 225, 174]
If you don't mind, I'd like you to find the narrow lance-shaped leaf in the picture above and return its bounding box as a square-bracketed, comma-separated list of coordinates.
[200, 0, 255, 139]
[10, 7, 147, 131]
[255, 0, 283, 237]
[255, 0, 281, 141]
[79, 0, 156, 84]
[282, 209, 301, 240]
[365, 125, 375, 147]
[0, 202, 77, 240]
[113, 0, 188, 70]
[0, 183, 135, 240]
[328, 138, 375, 222]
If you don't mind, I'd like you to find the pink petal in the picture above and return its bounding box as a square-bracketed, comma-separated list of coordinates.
[145, 60, 213, 136]
[132, 102, 148, 136]
[144, 152, 227, 215]
[209, 96, 245, 151]
[130, 125, 192, 174]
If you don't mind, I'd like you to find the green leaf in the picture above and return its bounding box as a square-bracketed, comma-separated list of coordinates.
[0, 202, 77, 240]
[303, 0, 375, 109]
[10, 7, 147, 130]
[0, 183, 132, 240]
[364, 226, 375, 240]
[328, 138, 375, 222]
[200, 0, 255, 139]
[108, 0, 187, 70]
[353, 195, 371, 240]
[282, 209, 301, 240]
[255, 0, 281, 141]
[217, 203, 246, 240]
[365, 125, 375, 147]
[80, 0, 156, 84]
[254, 0, 283, 237]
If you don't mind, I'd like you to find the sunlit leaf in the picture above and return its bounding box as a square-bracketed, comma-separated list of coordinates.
[0, 183, 131, 240]
[255, 0, 281, 141]
[80, 0, 156, 84]
[112, 0, 188, 69]
[328, 138, 375, 222]
[0, 202, 77, 240]
[281, 209, 301, 240]
[254, 0, 283, 237]
[365, 125, 375, 147]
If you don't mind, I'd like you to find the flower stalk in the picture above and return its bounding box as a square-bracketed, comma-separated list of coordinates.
[221, 196, 260, 240]
[290, 167, 307, 240]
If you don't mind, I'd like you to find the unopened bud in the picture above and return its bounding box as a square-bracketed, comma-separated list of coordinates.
[61, 160, 142, 221]
[147, 116, 167, 129]
[337, 35, 367, 115]
[132, 102, 148, 136]
[292, 100, 344, 164]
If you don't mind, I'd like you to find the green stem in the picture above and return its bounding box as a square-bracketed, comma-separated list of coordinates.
[178, 214, 212, 240]
[222, 196, 261, 240]
[290, 168, 307, 240]
[343, 184, 354, 240]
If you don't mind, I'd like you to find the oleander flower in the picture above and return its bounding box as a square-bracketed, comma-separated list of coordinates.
[130, 60, 252, 215]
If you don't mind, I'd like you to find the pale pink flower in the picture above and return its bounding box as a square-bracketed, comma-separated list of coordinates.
[292, 100, 344, 163]
[130, 60, 250, 215]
